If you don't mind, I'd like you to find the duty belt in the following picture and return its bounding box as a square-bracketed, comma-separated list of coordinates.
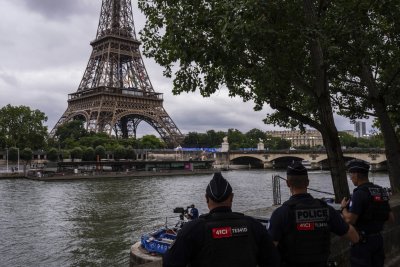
[357, 230, 381, 244]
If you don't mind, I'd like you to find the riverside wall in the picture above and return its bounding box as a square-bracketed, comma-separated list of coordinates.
[130, 194, 400, 267]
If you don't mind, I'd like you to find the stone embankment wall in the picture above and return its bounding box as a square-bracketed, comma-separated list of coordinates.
[131, 194, 400, 267]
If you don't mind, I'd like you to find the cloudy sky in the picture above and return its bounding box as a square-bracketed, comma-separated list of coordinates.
[0, 0, 361, 137]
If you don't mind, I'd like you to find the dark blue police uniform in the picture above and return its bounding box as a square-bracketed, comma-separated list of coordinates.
[268, 193, 349, 267]
[163, 206, 280, 267]
[348, 182, 391, 267]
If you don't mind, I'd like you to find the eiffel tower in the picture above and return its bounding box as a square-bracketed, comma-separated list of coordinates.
[51, 0, 183, 147]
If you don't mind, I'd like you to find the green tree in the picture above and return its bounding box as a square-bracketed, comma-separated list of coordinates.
[126, 146, 135, 160]
[95, 145, 106, 160]
[264, 135, 275, 150]
[367, 134, 385, 149]
[55, 120, 87, 148]
[326, 1, 400, 191]
[139, 0, 350, 199]
[118, 137, 140, 149]
[0, 105, 48, 149]
[46, 148, 59, 162]
[227, 129, 245, 150]
[183, 132, 201, 148]
[275, 138, 292, 150]
[197, 132, 210, 148]
[206, 130, 225, 148]
[139, 135, 166, 149]
[245, 128, 267, 148]
[62, 150, 71, 161]
[339, 132, 358, 148]
[70, 147, 83, 161]
[63, 138, 79, 150]
[114, 146, 126, 160]
[83, 147, 95, 161]
[8, 147, 19, 162]
[20, 148, 33, 174]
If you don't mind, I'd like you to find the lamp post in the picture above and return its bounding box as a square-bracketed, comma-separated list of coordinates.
[17, 148, 20, 173]
[6, 147, 8, 173]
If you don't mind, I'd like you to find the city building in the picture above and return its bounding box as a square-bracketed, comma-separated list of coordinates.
[266, 129, 323, 147]
[354, 121, 367, 137]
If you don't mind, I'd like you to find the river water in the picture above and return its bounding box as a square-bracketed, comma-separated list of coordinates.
[0, 170, 391, 267]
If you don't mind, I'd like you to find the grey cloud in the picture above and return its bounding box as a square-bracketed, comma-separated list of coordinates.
[0, 39, 14, 48]
[0, 72, 19, 87]
[16, 0, 98, 20]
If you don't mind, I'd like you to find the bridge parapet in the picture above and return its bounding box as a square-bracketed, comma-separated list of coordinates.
[227, 149, 387, 168]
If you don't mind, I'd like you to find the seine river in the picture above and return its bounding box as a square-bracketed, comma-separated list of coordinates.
[0, 170, 391, 267]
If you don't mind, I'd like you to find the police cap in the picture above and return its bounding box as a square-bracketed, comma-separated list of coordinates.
[206, 172, 232, 202]
[287, 161, 308, 176]
[346, 159, 370, 174]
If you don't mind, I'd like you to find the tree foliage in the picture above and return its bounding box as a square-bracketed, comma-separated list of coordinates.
[95, 145, 106, 159]
[46, 148, 59, 162]
[8, 147, 19, 162]
[138, 135, 166, 149]
[82, 147, 95, 161]
[114, 146, 126, 160]
[70, 147, 83, 161]
[325, 1, 400, 191]
[55, 120, 87, 148]
[0, 104, 48, 149]
[20, 148, 33, 162]
[20, 147, 33, 174]
[138, 0, 350, 199]
[139, 0, 400, 196]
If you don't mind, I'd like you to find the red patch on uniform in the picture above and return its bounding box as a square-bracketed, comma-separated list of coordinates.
[212, 226, 232, 238]
[374, 196, 382, 201]
[296, 222, 315, 231]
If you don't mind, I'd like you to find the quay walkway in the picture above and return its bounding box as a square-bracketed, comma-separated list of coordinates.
[0, 172, 25, 179]
[130, 194, 400, 267]
[0, 169, 217, 181]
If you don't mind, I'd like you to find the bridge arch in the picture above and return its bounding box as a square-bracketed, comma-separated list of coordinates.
[230, 156, 264, 168]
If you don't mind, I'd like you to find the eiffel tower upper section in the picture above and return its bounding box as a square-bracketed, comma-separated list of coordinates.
[51, 0, 183, 147]
[79, 0, 151, 92]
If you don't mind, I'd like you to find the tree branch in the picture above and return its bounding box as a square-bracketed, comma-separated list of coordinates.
[384, 66, 400, 93]
[273, 103, 322, 131]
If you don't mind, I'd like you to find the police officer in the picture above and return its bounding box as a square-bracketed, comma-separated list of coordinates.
[268, 162, 359, 267]
[341, 159, 395, 267]
[163, 172, 280, 267]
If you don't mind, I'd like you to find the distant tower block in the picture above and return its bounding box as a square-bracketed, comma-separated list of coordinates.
[50, 0, 183, 147]
[354, 121, 367, 138]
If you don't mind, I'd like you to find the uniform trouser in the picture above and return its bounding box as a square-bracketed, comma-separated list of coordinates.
[350, 234, 384, 267]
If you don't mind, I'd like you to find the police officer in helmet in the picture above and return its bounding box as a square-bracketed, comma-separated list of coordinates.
[163, 172, 280, 267]
[341, 159, 395, 267]
[268, 161, 359, 267]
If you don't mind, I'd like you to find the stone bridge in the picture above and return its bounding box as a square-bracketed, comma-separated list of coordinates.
[223, 149, 387, 170]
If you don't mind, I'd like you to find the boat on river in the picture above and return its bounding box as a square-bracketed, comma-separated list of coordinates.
[140, 207, 188, 255]
[140, 227, 178, 255]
